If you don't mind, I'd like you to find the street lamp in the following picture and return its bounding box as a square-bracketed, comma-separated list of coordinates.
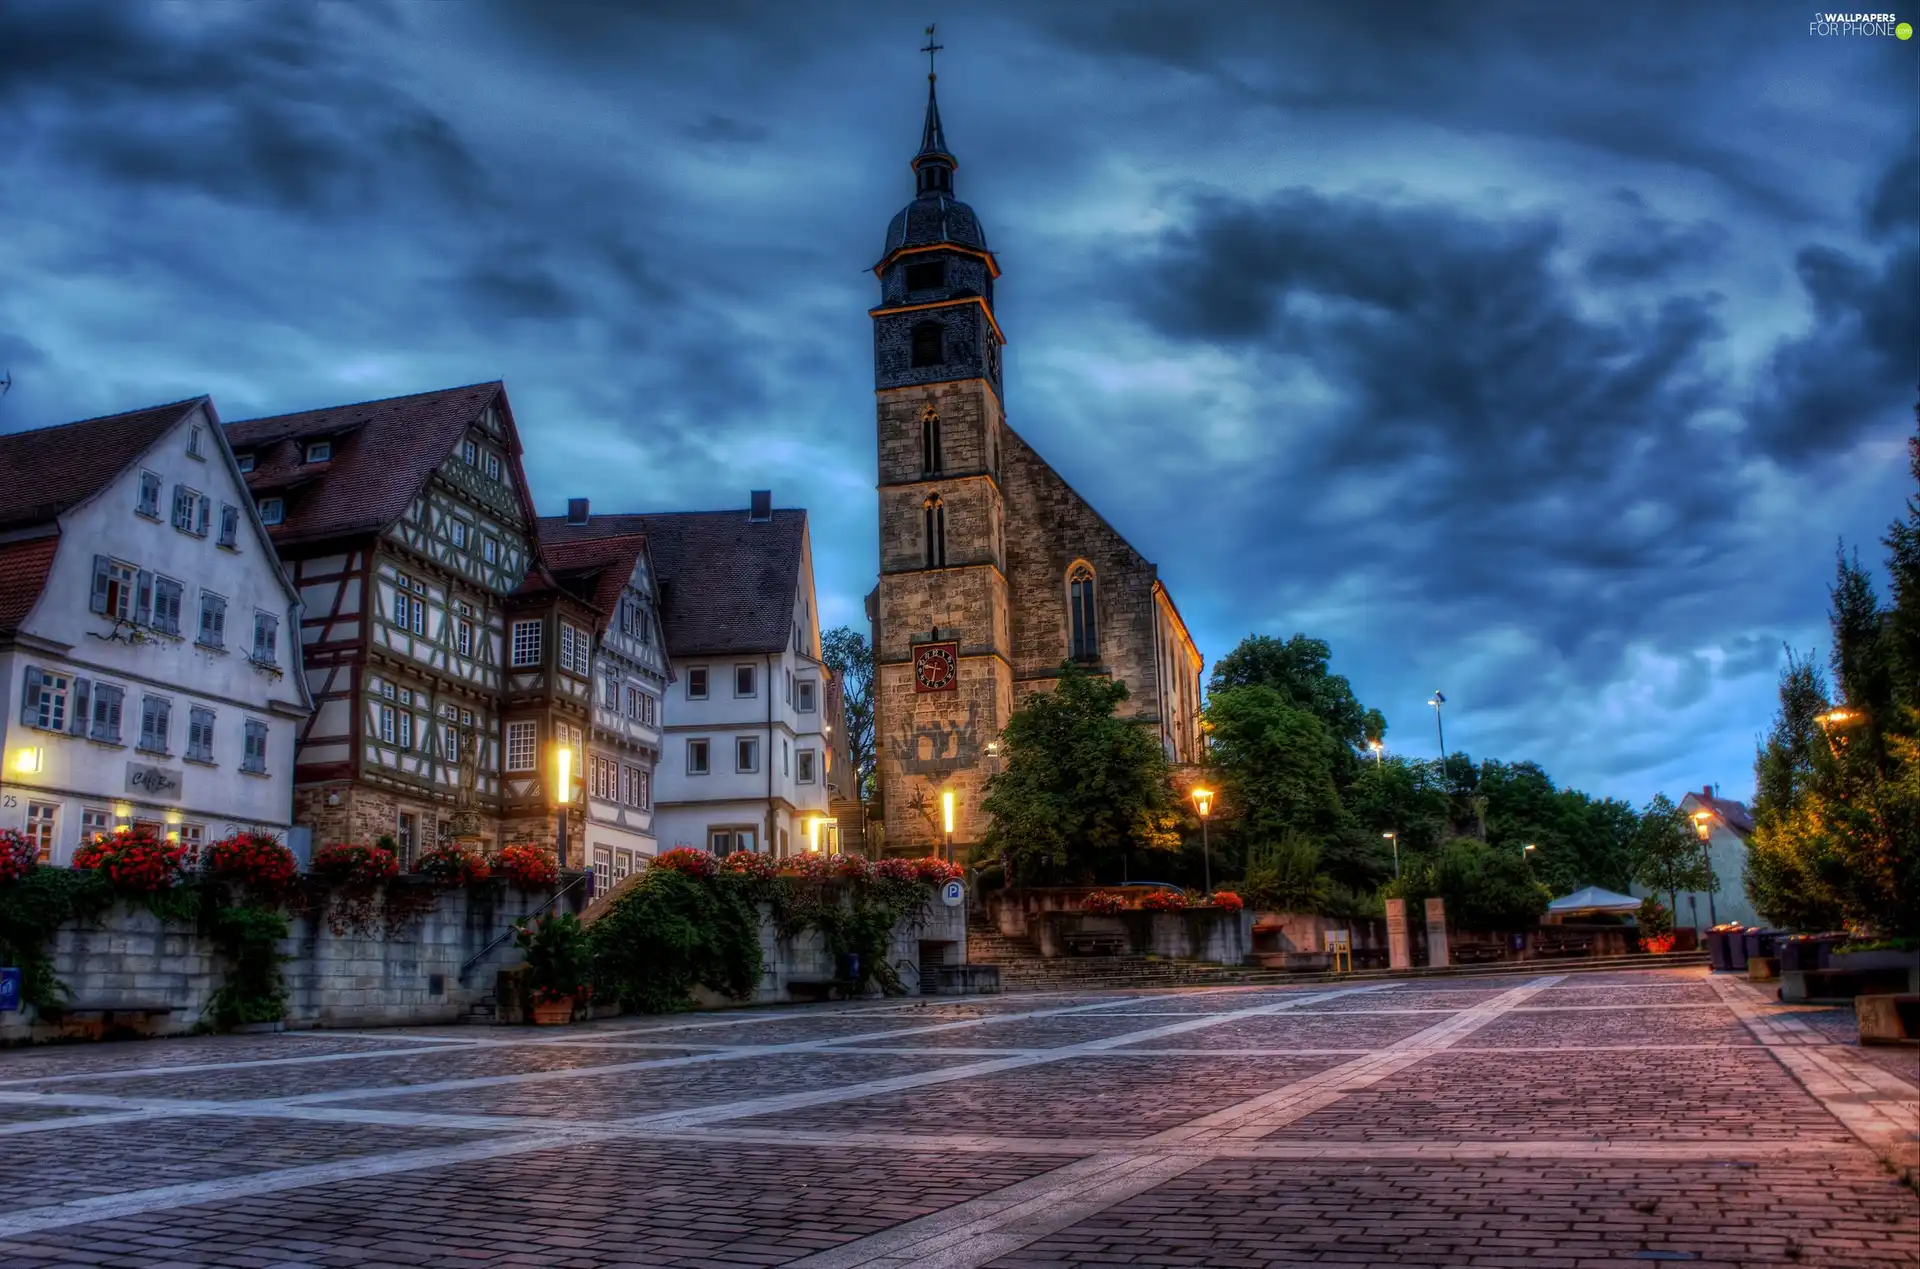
[1814, 708, 1863, 758]
[1429, 691, 1447, 762]
[1190, 786, 1215, 894]
[553, 742, 574, 873]
[1383, 830, 1399, 879]
[1368, 739, 1384, 770]
[941, 789, 956, 865]
[1523, 842, 1537, 857]
[1691, 809, 1718, 925]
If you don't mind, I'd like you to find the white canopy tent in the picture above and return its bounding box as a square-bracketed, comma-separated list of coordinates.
[1546, 886, 1643, 920]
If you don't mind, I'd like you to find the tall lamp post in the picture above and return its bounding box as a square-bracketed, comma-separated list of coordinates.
[1814, 708, 1862, 758]
[1190, 786, 1214, 895]
[553, 743, 573, 874]
[941, 789, 956, 865]
[1368, 740, 1384, 771]
[1429, 692, 1447, 762]
[1690, 809, 1718, 926]
[1383, 830, 1399, 879]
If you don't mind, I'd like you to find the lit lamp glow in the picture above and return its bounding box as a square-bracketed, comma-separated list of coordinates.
[553, 744, 574, 873]
[11, 747, 42, 774]
[807, 816, 822, 853]
[941, 790, 956, 864]
[1691, 808, 1717, 925]
[1383, 830, 1399, 878]
[1190, 786, 1215, 894]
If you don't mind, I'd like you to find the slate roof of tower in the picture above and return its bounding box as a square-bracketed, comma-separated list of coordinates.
[884, 194, 989, 258]
[225, 382, 535, 548]
[0, 398, 205, 534]
[537, 509, 805, 657]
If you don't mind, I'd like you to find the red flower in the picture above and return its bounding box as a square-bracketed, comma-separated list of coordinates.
[1209, 891, 1245, 911]
[651, 847, 720, 880]
[833, 854, 875, 883]
[204, 832, 299, 892]
[415, 842, 492, 888]
[71, 826, 186, 893]
[493, 843, 559, 889]
[1139, 889, 1191, 913]
[721, 851, 776, 880]
[311, 842, 400, 893]
[910, 856, 962, 885]
[1643, 933, 1676, 955]
[1082, 891, 1128, 917]
[0, 829, 39, 883]
[875, 858, 918, 885]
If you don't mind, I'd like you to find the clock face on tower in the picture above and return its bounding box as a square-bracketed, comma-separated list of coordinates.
[914, 642, 959, 693]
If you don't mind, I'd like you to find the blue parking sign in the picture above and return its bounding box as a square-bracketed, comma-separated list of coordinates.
[0, 967, 20, 1012]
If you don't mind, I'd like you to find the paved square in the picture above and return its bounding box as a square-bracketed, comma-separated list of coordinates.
[0, 968, 1912, 1267]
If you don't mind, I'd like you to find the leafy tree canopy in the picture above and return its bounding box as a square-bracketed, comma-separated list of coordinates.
[980, 662, 1177, 885]
[821, 626, 876, 801]
[1209, 634, 1384, 755]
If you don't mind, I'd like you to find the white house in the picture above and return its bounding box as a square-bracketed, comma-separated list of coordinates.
[530, 518, 670, 888]
[0, 398, 311, 863]
[1672, 785, 1761, 931]
[539, 494, 842, 858]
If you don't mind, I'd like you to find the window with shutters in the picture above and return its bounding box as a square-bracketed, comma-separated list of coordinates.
[172, 486, 208, 536]
[21, 669, 70, 732]
[242, 720, 269, 774]
[24, 803, 57, 862]
[136, 471, 162, 519]
[187, 706, 215, 763]
[251, 612, 278, 665]
[139, 695, 171, 754]
[198, 592, 226, 649]
[511, 619, 543, 667]
[217, 504, 240, 549]
[910, 321, 944, 368]
[92, 557, 138, 622]
[151, 577, 183, 636]
[90, 684, 125, 744]
[505, 721, 537, 771]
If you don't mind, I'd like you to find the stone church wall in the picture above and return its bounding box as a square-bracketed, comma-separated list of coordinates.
[1000, 426, 1167, 725]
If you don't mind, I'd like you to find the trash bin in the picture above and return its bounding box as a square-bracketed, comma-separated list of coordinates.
[838, 952, 862, 983]
[1705, 927, 1731, 971]
[1743, 929, 1768, 961]
[1726, 927, 1750, 971]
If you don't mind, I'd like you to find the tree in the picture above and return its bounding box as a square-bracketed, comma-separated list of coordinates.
[1630, 793, 1712, 920]
[1209, 634, 1384, 758]
[1432, 838, 1551, 932]
[979, 662, 1177, 885]
[1745, 651, 1848, 931]
[821, 626, 875, 800]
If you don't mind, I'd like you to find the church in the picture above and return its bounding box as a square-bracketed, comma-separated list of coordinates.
[867, 64, 1206, 861]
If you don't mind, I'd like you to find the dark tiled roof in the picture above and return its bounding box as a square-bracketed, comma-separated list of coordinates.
[225, 382, 530, 548]
[1683, 789, 1756, 838]
[0, 398, 204, 534]
[540, 534, 650, 635]
[537, 510, 804, 657]
[0, 533, 59, 639]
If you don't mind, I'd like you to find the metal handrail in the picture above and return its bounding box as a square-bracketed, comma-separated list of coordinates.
[457, 872, 590, 982]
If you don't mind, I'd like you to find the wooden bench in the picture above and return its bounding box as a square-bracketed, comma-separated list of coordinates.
[1064, 933, 1127, 957]
[784, 979, 838, 1003]
[1453, 944, 1506, 964]
[1535, 938, 1593, 958]
[46, 1003, 178, 1039]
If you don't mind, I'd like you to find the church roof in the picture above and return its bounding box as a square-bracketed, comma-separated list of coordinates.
[536, 507, 805, 658]
[226, 382, 536, 549]
[884, 195, 989, 258]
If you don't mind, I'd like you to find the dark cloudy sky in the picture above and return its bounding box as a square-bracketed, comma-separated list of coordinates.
[2, 1, 1914, 809]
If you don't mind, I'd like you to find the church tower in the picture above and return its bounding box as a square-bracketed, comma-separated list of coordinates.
[869, 55, 1012, 861]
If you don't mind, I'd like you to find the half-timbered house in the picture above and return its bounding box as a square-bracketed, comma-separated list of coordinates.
[534, 520, 669, 885]
[498, 561, 598, 868]
[0, 398, 310, 862]
[538, 495, 839, 858]
[224, 384, 537, 863]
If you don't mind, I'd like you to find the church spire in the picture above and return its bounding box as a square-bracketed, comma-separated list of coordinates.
[912, 25, 955, 196]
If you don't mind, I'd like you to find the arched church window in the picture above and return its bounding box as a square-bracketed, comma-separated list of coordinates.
[921, 406, 943, 476]
[924, 495, 947, 569]
[1068, 562, 1098, 661]
[911, 321, 944, 368]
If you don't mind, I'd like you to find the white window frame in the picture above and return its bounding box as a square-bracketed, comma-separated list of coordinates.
[796, 679, 816, 713]
[484, 452, 502, 481]
[258, 497, 284, 526]
[187, 424, 204, 458]
[511, 619, 543, 668]
[451, 519, 470, 549]
[483, 535, 499, 564]
[733, 664, 756, 698]
[687, 738, 710, 776]
[797, 748, 816, 784]
[687, 667, 708, 700]
[235, 453, 255, 474]
[505, 720, 537, 772]
[457, 619, 473, 658]
[304, 440, 332, 463]
[735, 736, 759, 773]
[24, 803, 57, 862]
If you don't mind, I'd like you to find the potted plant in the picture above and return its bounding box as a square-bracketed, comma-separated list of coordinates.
[514, 911, 591, 1025]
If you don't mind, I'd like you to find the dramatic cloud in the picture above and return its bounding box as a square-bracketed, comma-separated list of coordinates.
[0, 0, 1912, 811]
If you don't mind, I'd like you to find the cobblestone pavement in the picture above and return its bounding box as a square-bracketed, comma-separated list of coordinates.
[0, 968, 1913, 1267]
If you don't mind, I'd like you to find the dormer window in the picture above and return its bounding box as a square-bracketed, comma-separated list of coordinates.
[462, 439, 477, 466]
[304, 441, 332, 463]
[235, 454, 255, 474]
[905, 260, 945, 293]
[258, 498, 285, 526]
[484, 452, 501, 481]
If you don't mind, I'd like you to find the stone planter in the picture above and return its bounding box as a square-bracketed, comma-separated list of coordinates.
[530, 996, 575, 1026]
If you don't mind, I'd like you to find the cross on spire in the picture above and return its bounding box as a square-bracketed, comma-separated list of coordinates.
[921, 23, 943, 80]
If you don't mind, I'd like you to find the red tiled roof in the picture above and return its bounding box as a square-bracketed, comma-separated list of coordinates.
[0, 533, 59, 639]
[1682, 789, 1756, 838]
[539, 533, 651, 634]
[0, 398, 205, 533]
[537, 509, 805, 657]
[225, 383, 532, 548]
